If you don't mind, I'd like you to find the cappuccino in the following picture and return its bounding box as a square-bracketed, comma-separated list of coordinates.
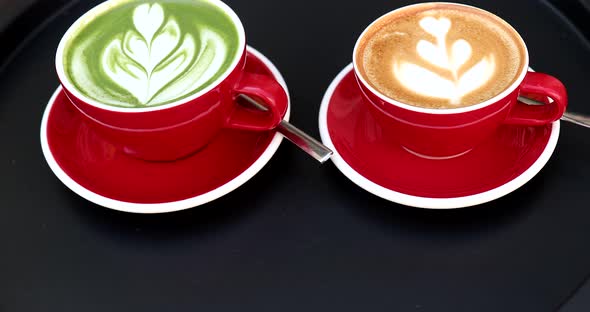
[355, 3, 526, 109]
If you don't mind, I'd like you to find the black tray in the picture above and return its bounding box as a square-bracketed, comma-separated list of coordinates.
[1, 0, 589, 311]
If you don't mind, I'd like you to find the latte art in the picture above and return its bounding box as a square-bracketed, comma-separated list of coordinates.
[394, 16, 496, 105]
[356, 4, 526, 109]
[63, 0, 240, 108]
[100, 3, 227, 105]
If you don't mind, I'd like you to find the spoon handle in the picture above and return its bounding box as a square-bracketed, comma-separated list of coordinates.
[237, 94, 333, 163]
[518, 96, 590, 128]
[561, 112, 590, 128]
[277, 120, 333, 163]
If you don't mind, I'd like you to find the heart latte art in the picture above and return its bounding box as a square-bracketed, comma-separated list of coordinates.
[356, 4, 526, 109]
[395, 16, 496, 105]
[62, 0, 240, 108]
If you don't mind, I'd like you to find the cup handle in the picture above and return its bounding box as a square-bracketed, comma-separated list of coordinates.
[503, 72, 567, 126]
[226, 72, 288, 131]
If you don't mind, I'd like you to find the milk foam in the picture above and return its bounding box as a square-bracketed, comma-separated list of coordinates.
[394, 16, 496, 105]
[64, 0, 239, 108]
[357, 4, 525, 109]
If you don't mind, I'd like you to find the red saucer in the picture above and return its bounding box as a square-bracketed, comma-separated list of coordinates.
[41, 47, 290, 213]
[319, 64, 559, 209]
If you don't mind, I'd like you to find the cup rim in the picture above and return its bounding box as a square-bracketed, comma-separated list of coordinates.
[352, 2, 530, 115]
[55, 0, 246, 113]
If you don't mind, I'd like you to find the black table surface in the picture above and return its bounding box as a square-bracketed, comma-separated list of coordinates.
[1, 0, 590, 311]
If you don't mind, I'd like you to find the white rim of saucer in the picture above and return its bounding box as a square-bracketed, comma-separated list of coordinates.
[318, 64, 560, 209]
[41, 46, 291, 214]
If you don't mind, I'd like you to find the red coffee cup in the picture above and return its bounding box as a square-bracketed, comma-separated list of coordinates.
[353, 3, 567, 159]
[55, 0, 288, 161]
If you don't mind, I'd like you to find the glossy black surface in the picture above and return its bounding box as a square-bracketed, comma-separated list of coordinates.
[1, 0, 589, 311]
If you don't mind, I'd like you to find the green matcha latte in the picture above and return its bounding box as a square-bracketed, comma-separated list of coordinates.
[62, 0, 241, 108]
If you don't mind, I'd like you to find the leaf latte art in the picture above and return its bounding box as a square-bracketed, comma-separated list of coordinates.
[357, 4, 525, 109]
[101, 3, 226, 105]
[63, 0, 240, 108]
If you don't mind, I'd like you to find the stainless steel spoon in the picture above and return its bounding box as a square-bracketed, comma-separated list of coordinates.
[518, 96, 590, 128]
[560, 112, 590, 128]
[237, 94, 333, 163]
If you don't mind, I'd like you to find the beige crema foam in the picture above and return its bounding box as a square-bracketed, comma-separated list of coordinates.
[356, 4, 526, 109]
